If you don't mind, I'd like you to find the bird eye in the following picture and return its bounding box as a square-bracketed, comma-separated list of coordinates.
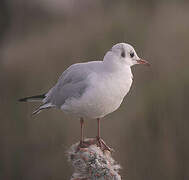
[121, 51, 125, 58]
[130, 52, 134, 58]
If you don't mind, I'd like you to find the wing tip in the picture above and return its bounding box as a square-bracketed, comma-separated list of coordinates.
[18, 94, 46, 102]
[18, 97, 27, 102]
[32, 103, 55, 116]
[32, 109, 41, 116]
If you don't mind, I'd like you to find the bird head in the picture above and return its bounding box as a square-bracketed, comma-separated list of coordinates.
[103, 43, 150, 68]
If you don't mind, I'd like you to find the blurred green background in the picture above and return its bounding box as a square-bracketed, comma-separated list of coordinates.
[0, 0, 189, 179]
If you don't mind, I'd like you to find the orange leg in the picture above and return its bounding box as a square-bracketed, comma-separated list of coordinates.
[80, 117, 84, 144]
[96, 118, 112, 151]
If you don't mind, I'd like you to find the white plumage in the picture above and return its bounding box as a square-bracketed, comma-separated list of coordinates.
[20, 43, 149, 119]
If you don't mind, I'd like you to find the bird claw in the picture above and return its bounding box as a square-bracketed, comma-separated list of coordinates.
[96, 137, 114, 152]
[76, 140, 89, 152]
[76, 138, 114, 153]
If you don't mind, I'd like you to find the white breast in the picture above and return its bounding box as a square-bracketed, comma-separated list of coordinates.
[62, 67, 133, 119]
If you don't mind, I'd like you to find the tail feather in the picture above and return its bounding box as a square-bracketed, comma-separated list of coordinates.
[32, 103, 55, 115]
[18, 93, 55, 116]
[18, 94, 46, 102]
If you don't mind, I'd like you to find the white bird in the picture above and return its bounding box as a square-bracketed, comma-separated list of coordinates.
[19, 43, 149, 150]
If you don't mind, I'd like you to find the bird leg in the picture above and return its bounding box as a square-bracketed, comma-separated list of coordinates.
[79, 117, 85, 145]
[96, 118, 112, 152]
[97, 118, 101, 139]
[77, 118, 88, 149]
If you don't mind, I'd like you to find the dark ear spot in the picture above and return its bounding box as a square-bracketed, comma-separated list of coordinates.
[121, 51, 125, 58]
[130, 52, 134, 58]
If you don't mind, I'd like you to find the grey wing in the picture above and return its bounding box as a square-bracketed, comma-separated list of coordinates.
[43, 63, 92, 107]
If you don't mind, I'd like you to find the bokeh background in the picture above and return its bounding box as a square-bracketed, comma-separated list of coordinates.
[1, 0, 189, 179]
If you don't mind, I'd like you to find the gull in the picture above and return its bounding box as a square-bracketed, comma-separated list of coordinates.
[19, 43, 149, 151]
